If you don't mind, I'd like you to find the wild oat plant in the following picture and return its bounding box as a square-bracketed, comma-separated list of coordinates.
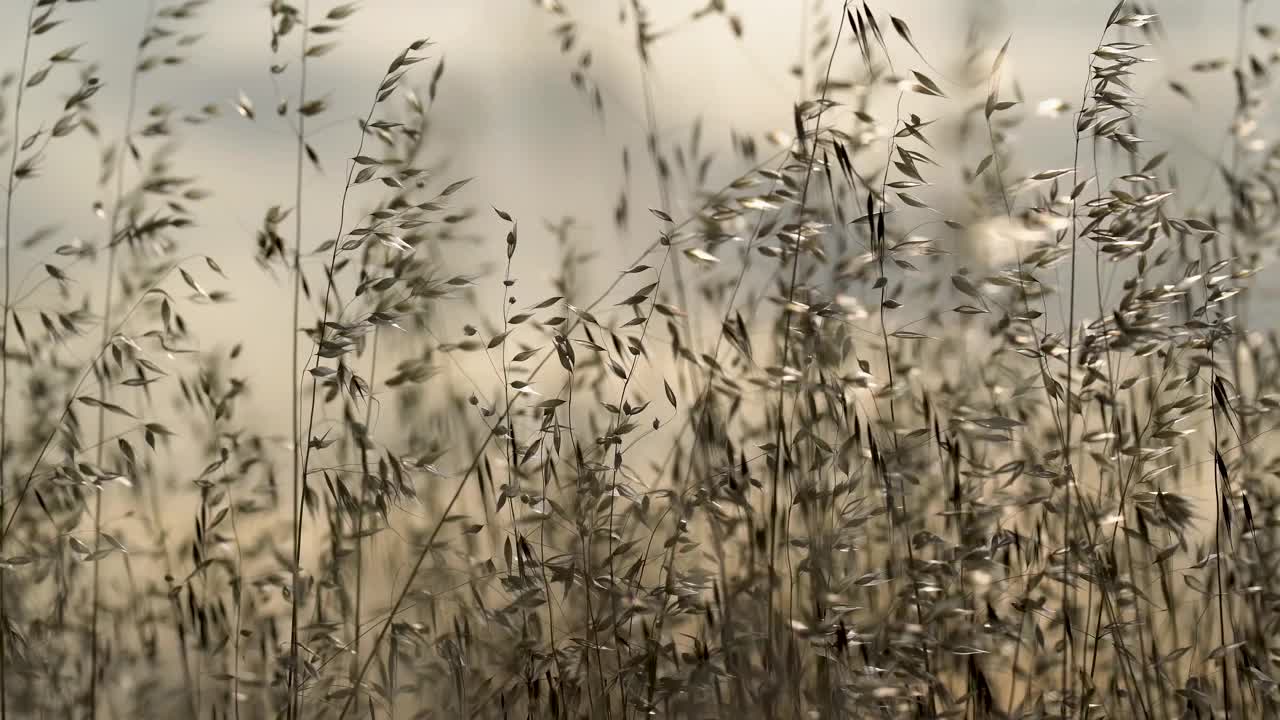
[1, 0, 1278, 718]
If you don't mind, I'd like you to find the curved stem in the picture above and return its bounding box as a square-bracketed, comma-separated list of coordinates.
[1, 256, 206, 543]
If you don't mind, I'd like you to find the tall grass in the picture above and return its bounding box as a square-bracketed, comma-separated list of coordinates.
[1, 0, 1279, 718]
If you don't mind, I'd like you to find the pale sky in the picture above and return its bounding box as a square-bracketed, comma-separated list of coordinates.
[1, 0, 1272, 433]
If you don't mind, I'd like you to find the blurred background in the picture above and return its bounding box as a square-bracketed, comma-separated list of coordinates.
[1, 0, 1274, 432]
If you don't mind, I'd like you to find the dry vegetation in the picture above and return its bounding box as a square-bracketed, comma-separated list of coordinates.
[2, 0, 1280, 718]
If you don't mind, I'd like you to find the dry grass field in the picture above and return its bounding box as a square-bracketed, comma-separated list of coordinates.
[2, 1, 1279, 718]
